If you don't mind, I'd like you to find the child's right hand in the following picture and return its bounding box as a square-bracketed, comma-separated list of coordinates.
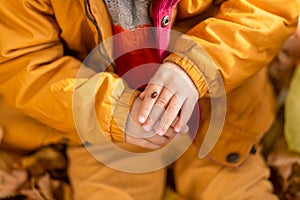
[125, 97, 188, 150]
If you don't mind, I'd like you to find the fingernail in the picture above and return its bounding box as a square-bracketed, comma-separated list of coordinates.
[143, 124, 151, 131]
[158, 131, 164, 136]
[174, 127, 180, 132]
[139, 116, 146, 123]
[157, 129, 165, 136]
[139, 92, 144, 99]
[182, 126, 189, 133]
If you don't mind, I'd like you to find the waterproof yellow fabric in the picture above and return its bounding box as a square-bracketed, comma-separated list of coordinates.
[0, 0, 299, 168]
[285, 65, 300, 153]
[67, 145, 278, 200]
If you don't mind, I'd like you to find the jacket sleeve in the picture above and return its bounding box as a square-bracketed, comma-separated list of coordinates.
[166, 0, 300, 98]
[0, 0, 135, 143]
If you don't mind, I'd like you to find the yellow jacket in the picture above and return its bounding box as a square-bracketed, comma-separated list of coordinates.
[0, 0, 299, 166]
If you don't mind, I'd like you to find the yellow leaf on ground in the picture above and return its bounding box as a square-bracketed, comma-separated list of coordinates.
[285, 66, 300, 153]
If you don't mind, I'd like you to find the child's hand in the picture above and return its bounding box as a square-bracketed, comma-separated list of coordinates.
[137, 62, 198, 136]
[126, 97, 186, 149]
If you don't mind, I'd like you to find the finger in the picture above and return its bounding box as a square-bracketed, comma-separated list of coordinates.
[154, 95, 182, 136]
[145, 134, 170, 145]
[174, 99, 195, 132]
[142, 87, 174, 131]
[125, 135, 161, 150]
[180, 125, 189, 134]
[139, 91, 146, 100]
[126, 115, 156, 138]
[142, 105, 164, 131]
[163, 128, 177, 139]
[137, 83, 163, 124]
[170, 116, 179, 128]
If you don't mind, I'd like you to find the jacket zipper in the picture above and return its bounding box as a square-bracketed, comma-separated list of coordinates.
[83, 0, 115, 70]
[83, 0, 102, 44]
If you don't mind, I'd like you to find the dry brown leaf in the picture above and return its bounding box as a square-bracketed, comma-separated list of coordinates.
[21, 189, 45, 200]
[21, 178, 46, 200]
[21, 147, 66, 170]
[267, 136, 300, 199]
[50, 180, 72, 200]
[267, 137, 300, 180]
[0, 151, 22, 172]
[20, 147, 67, 178]
[0, 169, 27, 198]
[37, 174, 54, 200]
[280, 163, 300, 200]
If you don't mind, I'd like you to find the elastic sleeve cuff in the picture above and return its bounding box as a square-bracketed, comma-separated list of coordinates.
[110, 88, 140, 142]
[164, 53, 208, 98]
